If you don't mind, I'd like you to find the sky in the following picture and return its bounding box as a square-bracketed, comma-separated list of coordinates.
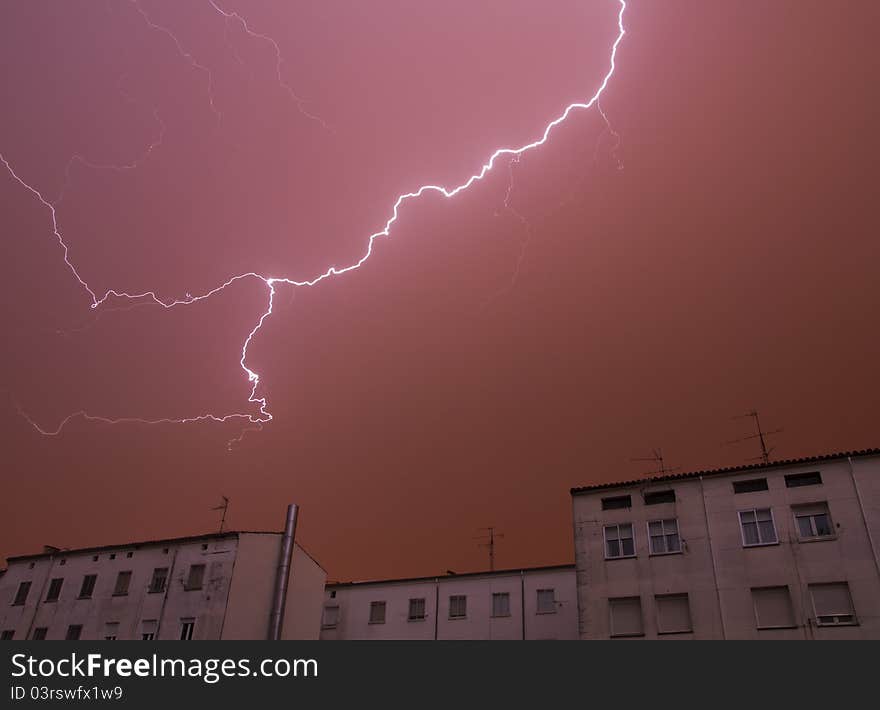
[1, 0, 877, 579]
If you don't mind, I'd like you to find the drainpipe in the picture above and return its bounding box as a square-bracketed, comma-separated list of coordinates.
[848, 457, 880, 582]
[433, 578, 440, 640]
[520, 570, 526, 641]
[699, 476, 727, 640]
[268, 504, 299, 640]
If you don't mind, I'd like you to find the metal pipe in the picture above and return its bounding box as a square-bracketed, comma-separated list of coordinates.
[268, 503, 299, 640]
[699, 476, 727, 639]
[848, 457, 880, 582]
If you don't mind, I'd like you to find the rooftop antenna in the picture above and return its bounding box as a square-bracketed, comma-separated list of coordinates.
[475, 527, 504, 572]
[630, 448, 679, 476]
[724, 410, 782, 465]
[211, 496, 230, 534]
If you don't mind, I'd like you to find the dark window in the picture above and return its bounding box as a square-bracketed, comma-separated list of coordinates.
[185, 564, 205, 591]
[179, 619, 195, 640]
[78, 574, 97, 599]
[45, 578, 64, 602]
[644, 490, 676, 505]
[329, 590, 336, 599]
[602, 495, 632, 510]
[449, 595, 467, 619]
[0, 630, 14, 640]
[12, 581, 31, 606]
[59, 559, 66, 566]
[92, 555, 99, 562]
[142, 632, 155, 640]
[733, 478, 768, 494]
[113, 571, 132, 596]
[408, 598, 426, 620]
[65, 625, 83, 640]
[109, 554, 116, 560]
[126, 551, 133, 558]
[785, 471, 822, 488]
[369, 601, 387, 624]
[149, 568, 168, 594]
[32, 627, 48, 640]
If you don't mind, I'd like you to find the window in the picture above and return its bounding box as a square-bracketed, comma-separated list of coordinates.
[113, 571, 132, 596]
[1, 630, 14, 640]
[104, 622, 119, 641]
[126, 551, 133, 558]
[46, 577, 64, 602]
[739, 508, 777, 546]
[785, 471, 822, 488]
[752, 586, 795, 629]
[656, 594, 692, 634]
[59, 559, 66, 566]
[810, 582, 857, 626]
[604, 523, 635, 559]
[537, 589, 556, 614]
[609, 597, 643, 637]
[78, 574, 97, 599]
[648, 518, 681, 554]
[149, 567, 169, 594]
[141, 620, 157, 640]
[644, 490, 675, 505]
[369, 601, 386, 624]
[185, 564, 205, 591]
[408, 598, 426, 621]
[179, 618, 195, 640]
[329, 590, 336, 599]
[12, 581, 31, 606]
[65, 625, 83, 641]
[322, 606, 339, 629]
[492, 592, 511, 617]
[733, 478, 768, 494]
[602, 495, 632, 510]
[449, 595, 467, 619]
[32, 627, 48, 640]
[793, 503, 833, 539]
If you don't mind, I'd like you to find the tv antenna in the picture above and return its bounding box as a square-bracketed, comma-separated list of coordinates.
[630, 448, 679, 476]
[211, 496, 230, 533]
[475, 527, 504, 572]
[724, 410, 782, 465]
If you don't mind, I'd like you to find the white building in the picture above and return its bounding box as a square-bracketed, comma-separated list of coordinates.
[321, 565, 577, 640]
[570, 448, 880, 639]
[0, 530, 326, 641]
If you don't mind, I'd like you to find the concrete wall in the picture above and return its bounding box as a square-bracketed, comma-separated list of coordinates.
[320, 567, 577, 640]
[572, 454, 880, 639]
[0, 536, 238, 641]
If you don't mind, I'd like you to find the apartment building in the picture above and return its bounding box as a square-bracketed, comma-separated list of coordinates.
[321, 565, 577, 640]
[0, 530, 326, 641]
[570, 449, 880, 639]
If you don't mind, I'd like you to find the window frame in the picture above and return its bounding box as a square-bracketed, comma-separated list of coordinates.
[738, 507, 778, 547]
[179, 619, 195, 640]
[655, 593, 693, 635]
[751, 585, 797, 630]
[809, 582, 858, 627]
[32, 627, 48, 641]
[792, 503, 835, 541]
[608, 596, 644, 638]
[184, 564, 206, 592]
[0, 629, 14, 640]
[321, 605, 340, 629]
[733, 478, 769, 494]
[65, 624, 83, 641]
[647, 518, 682, 556]
[112, 571, 132, 597]
[449, 594, 467, 619]
[368, 600, 387, 625]
[148, 567, 169, 594]
[12, 581, 31, 606]
[408, 597, 426, 622]
[78, 574, 97, 600]
[536, 589, 557, 614]
[604, 523, 636, 560]
[45, 577, 64, 603]
[491, 592, 511, 618]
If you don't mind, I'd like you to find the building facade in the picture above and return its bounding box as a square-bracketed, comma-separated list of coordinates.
[321, 565, 577, 640]
[571, 449, 880, 639]
[0, 531, 326, 641]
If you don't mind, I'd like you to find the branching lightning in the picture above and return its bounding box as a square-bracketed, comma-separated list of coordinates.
[2, 0, 627, 446]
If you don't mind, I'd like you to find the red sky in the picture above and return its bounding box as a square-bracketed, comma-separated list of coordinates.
[1, 1, 877, 579]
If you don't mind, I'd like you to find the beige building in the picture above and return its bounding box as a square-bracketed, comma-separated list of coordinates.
[571, 449, 880, 639]
[321, 565, 577, 640]
[0, 530, 326, 641]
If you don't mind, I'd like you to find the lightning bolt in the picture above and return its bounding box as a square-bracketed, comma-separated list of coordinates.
[2, 0, 627, 446]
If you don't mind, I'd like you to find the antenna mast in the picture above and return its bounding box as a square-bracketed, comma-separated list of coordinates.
[212, 496, 230, 534]
[724, 410, 783, 464]
[475, 527, 504, 572]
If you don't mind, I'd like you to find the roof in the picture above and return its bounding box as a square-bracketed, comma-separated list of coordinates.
[570, 447, 880, 496]
[5, 530, 324, 571]
[326, 563, 575, 589]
